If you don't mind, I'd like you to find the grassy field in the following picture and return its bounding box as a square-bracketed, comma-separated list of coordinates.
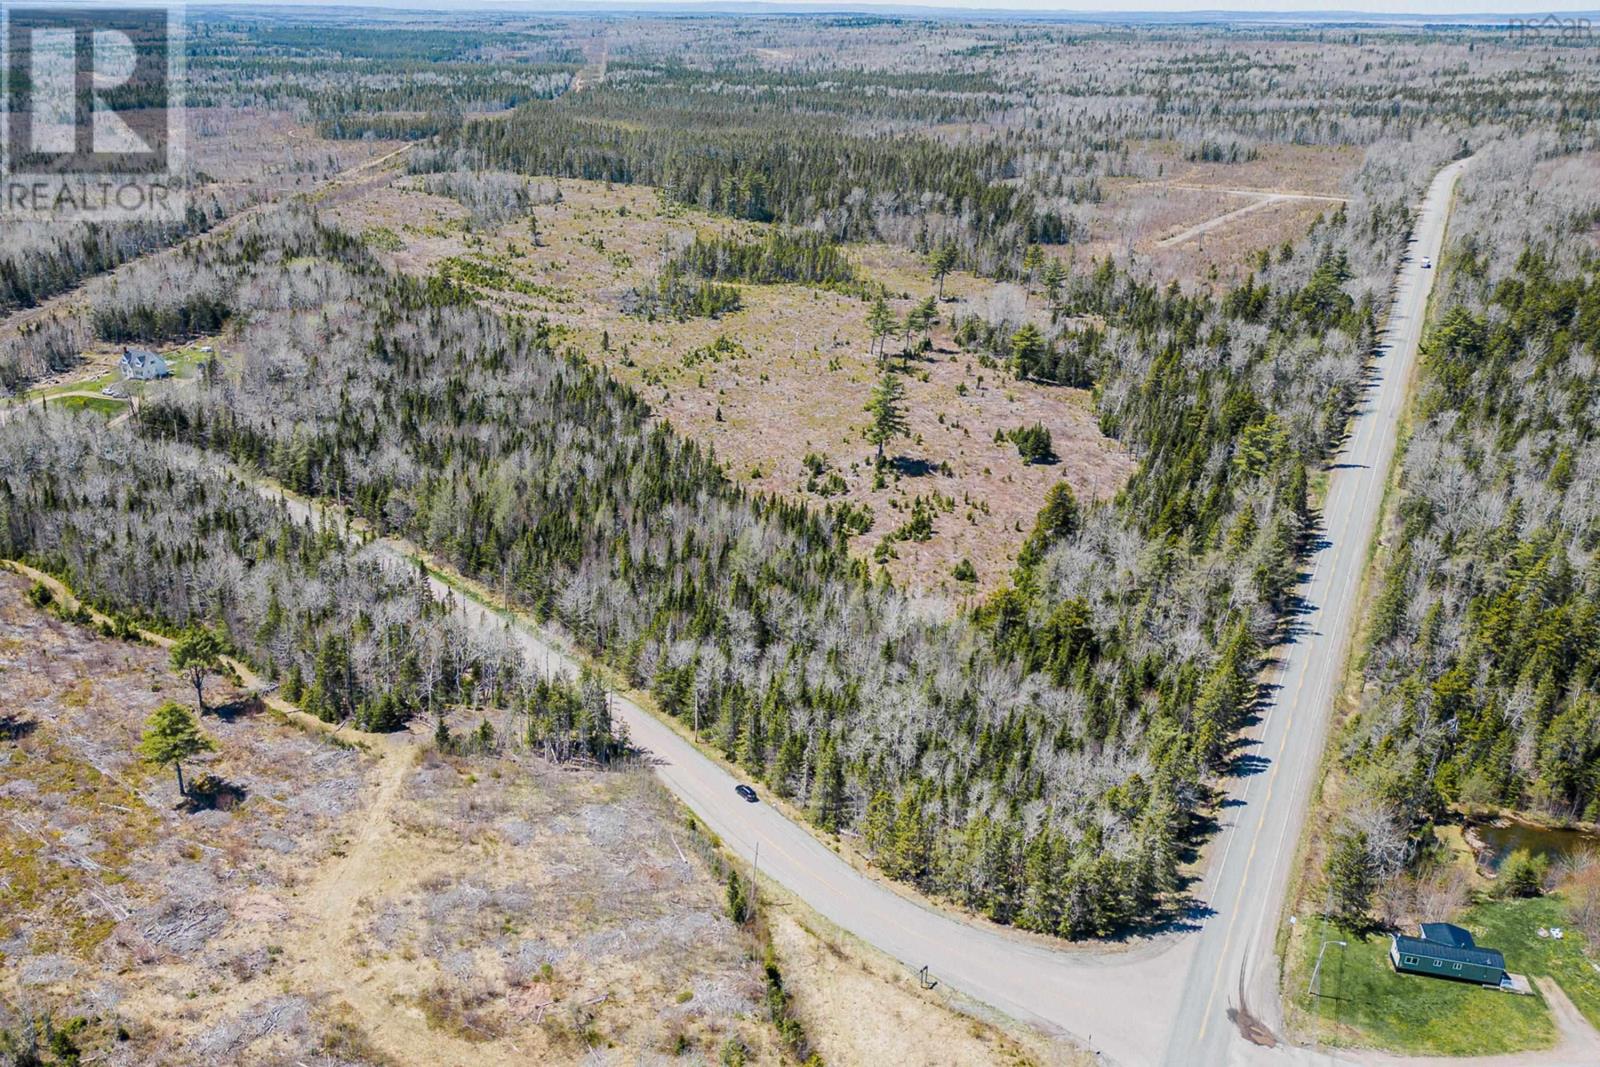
[54, 395, 127, 418]
[1287, 913, 1556, 1055]
[1473, 896, 1600, 1029]
[1286, 892, 1600, 1056]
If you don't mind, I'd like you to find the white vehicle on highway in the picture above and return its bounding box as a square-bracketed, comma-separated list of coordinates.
[1421, 256, 1432, 268]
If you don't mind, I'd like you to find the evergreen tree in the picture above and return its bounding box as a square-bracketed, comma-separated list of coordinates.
[867, 296, 898, 364]
[169, 628, 224, 714]
[930, 243, 958, 300]
[726, 869, 750, 924]
[1323, 827, 1375, 927]
[1041, 257, 1067, 308]
[739, 700, 766, 775]
[863, 789, 895, 858]
[1008, 423, 1055, 464]
[1009, 323, 1046, 378]
[137, 700, 215, 797]
[808, 736, 845, 832]
[1021, 244, 1045, 300]
[1018, 482, 1080, 569]
[864, 371, 909, 466]
[771, 734, 804, 798]
[887, 789, 929, 883]
[906, 295, 938, 354]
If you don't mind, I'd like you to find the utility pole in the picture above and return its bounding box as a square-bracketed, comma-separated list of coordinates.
[752, 841, 760, 925]
[1308, 938, 1347, 998]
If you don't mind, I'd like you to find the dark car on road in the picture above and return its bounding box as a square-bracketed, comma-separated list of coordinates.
[735, 784, 759, 803]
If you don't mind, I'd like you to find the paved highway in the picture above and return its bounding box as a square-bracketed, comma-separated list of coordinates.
[262, 156, 1469, 1066]
[1162, 157, 1471, 1066]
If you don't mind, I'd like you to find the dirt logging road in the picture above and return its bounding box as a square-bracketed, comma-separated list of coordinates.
[0, 141, 413, 348]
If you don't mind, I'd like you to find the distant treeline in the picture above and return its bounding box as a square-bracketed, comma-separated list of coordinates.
[0, 204, 223, 317]
[425, 93, 1071, 276]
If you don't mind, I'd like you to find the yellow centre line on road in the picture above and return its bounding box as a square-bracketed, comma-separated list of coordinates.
[1189, 173, 1455, 1047]
[1194, 555, 1320, 1043]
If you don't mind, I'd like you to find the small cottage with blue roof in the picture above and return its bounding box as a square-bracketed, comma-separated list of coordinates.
[1390, 922, 1507, 986]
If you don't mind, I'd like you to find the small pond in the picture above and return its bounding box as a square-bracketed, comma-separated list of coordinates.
[1472, 819, 1600, 872]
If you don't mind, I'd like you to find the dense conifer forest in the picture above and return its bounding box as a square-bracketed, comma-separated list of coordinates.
[0, 410, 626, 758]
[427, 99, 1056, 276]
[1327, 141, 1600, 900]
[2, 152, 1408, 931]
[0, 208, 224, 317]
[5, 208, 1191, 932]
[4, 12, 1599, 945]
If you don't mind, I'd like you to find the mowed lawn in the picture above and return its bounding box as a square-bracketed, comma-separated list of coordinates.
[1292, 911, 1558, 1055]
[1473, 896, 1600, 1029]
[55, 395, 127, 418]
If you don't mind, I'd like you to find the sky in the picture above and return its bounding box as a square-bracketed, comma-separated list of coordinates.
[809, 0, 1594, 10]
[167, 0, 1600, 15]
[566, 0, 1600, 9]
[52, 0, 1600, 16]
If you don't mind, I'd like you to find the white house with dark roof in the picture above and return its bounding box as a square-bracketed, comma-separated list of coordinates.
[119, 348, 170, 381]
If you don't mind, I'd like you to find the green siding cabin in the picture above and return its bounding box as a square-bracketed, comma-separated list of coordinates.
[1389, 923, 1507, 986]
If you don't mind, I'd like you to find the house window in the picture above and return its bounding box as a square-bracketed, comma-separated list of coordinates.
[1453, 963, 1462, 971]
[1433, 960, 1442, 967]
[1404, 956, 1417, 965]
